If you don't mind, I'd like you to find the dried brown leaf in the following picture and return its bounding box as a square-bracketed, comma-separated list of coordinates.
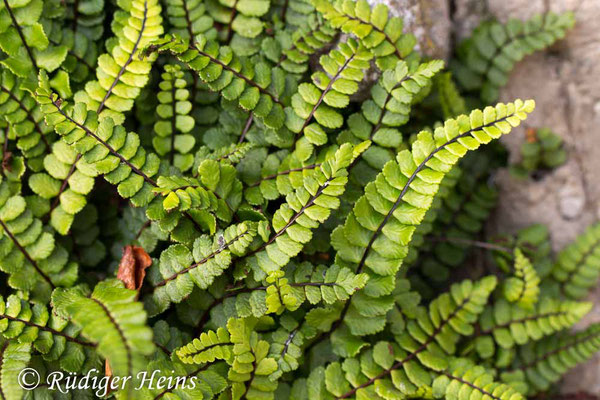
[116, 245, 152, 292]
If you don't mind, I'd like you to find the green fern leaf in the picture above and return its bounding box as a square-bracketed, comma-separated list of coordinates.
[52, 280, 155, 380]
[153, 64, 196, 172]
[313, 0, 417, 70]
[501, 323, 600, 395]
[503, 249, 540, 309]
[551, 223, 600, 299]
[454, 12, 575, 103]
[474, 296, 591, 359]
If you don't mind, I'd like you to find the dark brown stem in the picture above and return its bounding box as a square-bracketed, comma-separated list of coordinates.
[280, 0, 290, 23]
[91, 297, 133, 377]
[508, 329, 600, 372]
[48, 98, 158, 187]
[135, 220, 151, 240]
[295, 53, 356, 139]
[427, 236, 513, 253]
[188, 42, 281, 104]
[225, 0, 240, 45]
[47, 154, 82, 218]
[3, 0, 38, 71]
[242, 176, 334, 260]
[0, 87, 50, 152]
[239, 114, 253, 143]
[155, 229, 252, 287]
[0, 312, 95, 347]
[335, 297, 470, 399]
[71, 0, 80, 32]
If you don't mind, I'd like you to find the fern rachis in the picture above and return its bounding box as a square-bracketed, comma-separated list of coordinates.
[0, 0, 592, 399]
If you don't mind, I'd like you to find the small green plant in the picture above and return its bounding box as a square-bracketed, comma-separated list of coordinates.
[511, 127, 567, 178]
[0, 0, 592, 399]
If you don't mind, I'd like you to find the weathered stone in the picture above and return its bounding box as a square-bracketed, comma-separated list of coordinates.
[367, 0, 599, 390]
[455, 0, 600, 394]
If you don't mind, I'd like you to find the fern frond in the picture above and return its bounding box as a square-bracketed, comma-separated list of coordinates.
[45, 20, 99, 85]
[501, 323, 600, 395]
[153, 64, 196, 172]
[328, 101, 534, 337]
[36, 74, 161, 208]
[131, 320, 229, 400]
[146, 222, 258, 315]
[415, 179, 497, 284]
[335, 100, 534, 276]
[52, 280, 155, 380]
[177, 326, 232, 364]
[313, 0, 417, 70]
[454, 12, 575, 103]
[474, 297, 591, 359]
[218, 142, 254, 164]
[244, 146, 334, 204]
[401, 165, 463, 272]
[28, 140, 97, 234]
[242, 142, 368, 279]
[226, 317, 278, 400]
[68, 203, 106, 267]
[0, 0, 68, 78]
[503, 249, 540, 309]
[177, 317, 280, 398]
[0, 339, 31, 400]
[0, 294, 97, 372]
[265, 263, 368, 313]
[109, 206, 167, 257]
[149, 34, 287, 130]
[32, 1, 164, 230]
[151, 158, 243, 223]
[263, 13, 336, 74]
[341, 59, 444, 172]
[269, 314, 316, 378]
[0, 71, 52, 171]
[74, 0, 164, 124]
[494, 223, 553, 278]
[550, 223, 600, 299]
[65, 0, 106, 40]
[435, 72, 467, 119]
[433, 359, 524, 400]
[0, 182, 78, 300]
[165, 0, 218, 43]
[286, 38, 372, 150]
[397, 276, 497, 356]
[207, 0, 270, 43]
[305, 278, 496, 399]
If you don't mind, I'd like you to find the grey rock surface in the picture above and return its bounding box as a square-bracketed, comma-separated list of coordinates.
[483, 0, 600, 393]
[458, 0, 600, 393]
[366, 0, 452, 59]
[370, 0, 600, 393]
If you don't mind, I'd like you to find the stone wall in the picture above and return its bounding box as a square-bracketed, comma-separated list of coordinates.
[367, 0, 600, 394]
